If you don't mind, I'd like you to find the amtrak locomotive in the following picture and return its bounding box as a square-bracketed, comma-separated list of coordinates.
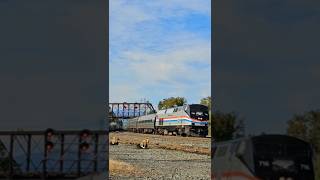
[213, 135, 315, 180]
[127, 104, 209, 136]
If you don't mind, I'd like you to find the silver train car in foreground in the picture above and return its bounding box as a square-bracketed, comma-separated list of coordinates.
[127, 104, 209, 136]
[213, 134, 315, 180]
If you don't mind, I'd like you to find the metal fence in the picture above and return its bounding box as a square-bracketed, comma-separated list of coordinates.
[0, 130, 108, 179]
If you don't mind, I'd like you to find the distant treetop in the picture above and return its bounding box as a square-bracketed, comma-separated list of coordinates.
[158, 97, 187, 110]
[200, 96, 211, 109]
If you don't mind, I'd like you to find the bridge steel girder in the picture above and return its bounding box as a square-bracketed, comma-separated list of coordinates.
[108, 103, 156, 119]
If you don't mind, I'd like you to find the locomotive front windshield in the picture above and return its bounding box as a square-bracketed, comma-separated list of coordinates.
[189, 104, 209, 120]
[252, 136, 314, 179]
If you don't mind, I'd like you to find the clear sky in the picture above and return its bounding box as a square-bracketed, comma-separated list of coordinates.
[109, 0, 211, 108]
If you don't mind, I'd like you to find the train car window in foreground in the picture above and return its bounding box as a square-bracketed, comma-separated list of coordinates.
[216, 145, 228, 157]
[252, 135, 315, 179]
[230, 141, 240, 155]
[241, 140, 255, 172]
[213, 135, 315, 180]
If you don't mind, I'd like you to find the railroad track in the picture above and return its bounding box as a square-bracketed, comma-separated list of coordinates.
[123, 130, 210, 138]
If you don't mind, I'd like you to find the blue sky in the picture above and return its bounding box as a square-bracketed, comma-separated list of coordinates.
[110, 0, 211, 108]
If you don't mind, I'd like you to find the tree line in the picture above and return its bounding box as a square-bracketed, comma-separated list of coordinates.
[286, 110, 320, 179]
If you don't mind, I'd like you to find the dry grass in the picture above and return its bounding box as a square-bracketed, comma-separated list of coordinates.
[109, 160, 143, 176]
[157, 144, 210, 155]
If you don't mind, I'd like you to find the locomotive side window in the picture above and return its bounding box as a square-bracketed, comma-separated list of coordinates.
[172, 106, 183, 112]
[158, 109, 166, 114]
[166, 108, 174, 114]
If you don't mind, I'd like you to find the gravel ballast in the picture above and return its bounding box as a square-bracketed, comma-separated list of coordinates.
[109, 144, 211, 179]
